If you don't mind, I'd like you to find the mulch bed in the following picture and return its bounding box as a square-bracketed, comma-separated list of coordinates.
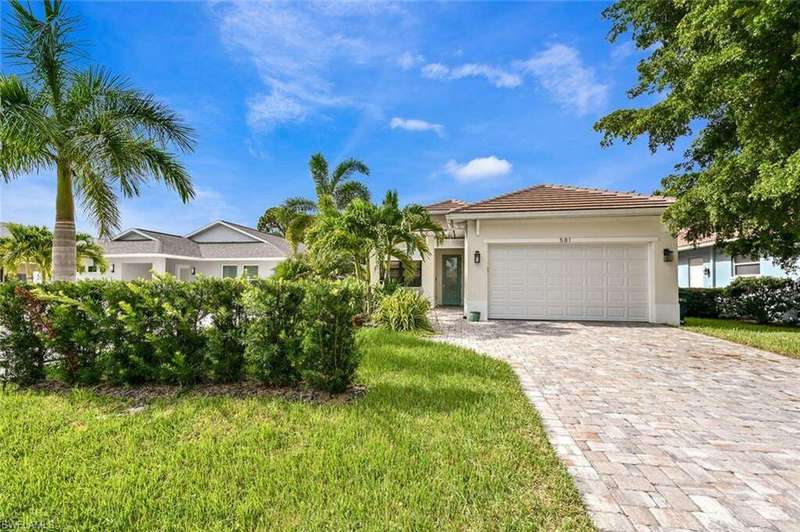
[24, 380, 367, 407]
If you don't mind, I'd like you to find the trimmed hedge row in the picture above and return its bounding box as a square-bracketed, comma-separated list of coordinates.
[0, 277, 364, 392]
[680, 277, 800, 325]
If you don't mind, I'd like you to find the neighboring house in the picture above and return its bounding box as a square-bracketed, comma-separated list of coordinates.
[80, 220, 293, 281]
[406, 185, 679, 325]
[677, 234, 799, 288]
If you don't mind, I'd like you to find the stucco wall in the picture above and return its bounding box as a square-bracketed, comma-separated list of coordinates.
[461, 214, 679, 325]
[82, 257, 282, 281]
[678, 246, 799, 288]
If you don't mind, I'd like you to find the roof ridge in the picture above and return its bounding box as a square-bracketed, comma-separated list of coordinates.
[541, 183, 665, 200]
[449, 184, 544, 213]
[137, 228, 187, 238]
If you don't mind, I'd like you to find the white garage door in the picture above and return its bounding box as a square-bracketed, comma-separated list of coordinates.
[488, 243, 649, 321]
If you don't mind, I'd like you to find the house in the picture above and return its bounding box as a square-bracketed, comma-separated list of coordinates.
[407, 185, 680, 325]
[677, 234, 799, 288]
[80, 220, 293, 281]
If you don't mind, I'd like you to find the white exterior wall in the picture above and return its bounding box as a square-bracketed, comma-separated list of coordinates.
[81, 257, 283, 281]
[459, 214, 679, 325]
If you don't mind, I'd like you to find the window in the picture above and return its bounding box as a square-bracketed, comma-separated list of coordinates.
[222, 265, 238, 278]
[87, 264, 97, 273]
[386, 260, 422, 288]
[732, 255, 760, 277]
[243, 265, 259, 278]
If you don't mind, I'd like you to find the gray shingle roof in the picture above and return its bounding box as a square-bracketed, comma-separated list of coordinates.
[102, 222, 292, 259]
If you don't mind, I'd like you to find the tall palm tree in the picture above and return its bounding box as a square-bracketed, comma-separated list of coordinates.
[0, 223, 107, 281]
[309, 153, 370, 209]
[1, 1, 195, 281]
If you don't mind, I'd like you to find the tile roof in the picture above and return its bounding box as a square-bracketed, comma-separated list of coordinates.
[677, 231, 717, 249]
[450, 184, 675, 214]
[424, 199, 467, 213]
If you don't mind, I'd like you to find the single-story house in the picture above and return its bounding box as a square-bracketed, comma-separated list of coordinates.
[677, 234, 799, 288]
[401, 185, 680, 325]
[80, 220, 293, 281]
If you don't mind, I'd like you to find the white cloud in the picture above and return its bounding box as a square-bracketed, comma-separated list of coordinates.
[610, 41, 637, 62]
[212, 1, 403, 129]
[421, 62, 521, 88]
[389, 117, 444, 137]
[398, 51, 424, 70]
[444, 156, 512, 182]
[517, 44, 609, 114]
[421, 62, 450, 79]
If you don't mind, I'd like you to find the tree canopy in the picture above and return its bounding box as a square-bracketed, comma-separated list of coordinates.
[595, 0, 800, 269]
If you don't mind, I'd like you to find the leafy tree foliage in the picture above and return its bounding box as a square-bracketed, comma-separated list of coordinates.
[595, 0, 800, 269]
[257, 197, 316, 251]
[0, 223, 107, 281]
[309, 153, 370, 209]
[1, 0, 195, 280]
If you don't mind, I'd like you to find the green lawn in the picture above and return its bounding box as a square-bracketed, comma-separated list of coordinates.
[0, 329, 591, 531]
[683, 317, 800, 359]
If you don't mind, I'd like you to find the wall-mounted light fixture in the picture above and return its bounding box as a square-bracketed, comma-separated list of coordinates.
[191, 267, 196, 276]
[111, 263, 115, 273]
[474, 250, 481, 264]
[704, 267, 711, 277]
[663, 249, 674, 262]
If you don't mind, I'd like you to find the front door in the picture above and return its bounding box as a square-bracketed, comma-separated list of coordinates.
[441, 255, 462, 306]
[689, 257, 705, 287]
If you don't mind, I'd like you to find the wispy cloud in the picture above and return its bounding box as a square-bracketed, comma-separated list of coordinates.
[212, 1, 403, 129]
[421, 62, 522, 88]
[389, 117, 444, 137]
[445, 156, 512, 182]
[516, 44, 609, 115]
[397, 51, 425, 70]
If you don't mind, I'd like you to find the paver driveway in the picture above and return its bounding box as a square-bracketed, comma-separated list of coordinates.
[433, 309, 800, 531]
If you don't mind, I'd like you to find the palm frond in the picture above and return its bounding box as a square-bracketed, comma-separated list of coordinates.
[309, 153, 329, 195]
[332, 158, 369, 186]
[76, 232, 108, 272]
[73, 168, 121, 237]
[334, 180, 370, 209]
[0, 75, 55, 179]
[283, 196, 317, 214]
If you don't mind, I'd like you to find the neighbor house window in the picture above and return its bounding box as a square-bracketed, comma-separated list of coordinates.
[387, 260, 422, 288]
[243, 265, 259, 278]
[87, 264, 97, 273]
[732, 255, 760, 276]
[222, 265, 238, 278]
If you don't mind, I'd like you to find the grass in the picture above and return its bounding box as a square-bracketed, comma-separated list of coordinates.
[683, 317, 800, 359]
[0, 329, 591, 531]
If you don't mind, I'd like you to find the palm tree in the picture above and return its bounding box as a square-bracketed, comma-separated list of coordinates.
[0, 223, 107, 281]
[309, 153, 370, 209]
[257, 196, 316, 251]
[373, 191, 445, 282]
[1, 1, 195, 281]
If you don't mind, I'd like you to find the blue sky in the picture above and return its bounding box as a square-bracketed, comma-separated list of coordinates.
[1, 1, 686, 235]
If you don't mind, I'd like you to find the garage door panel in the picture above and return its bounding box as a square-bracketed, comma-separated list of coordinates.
[489, 243, 649, 322]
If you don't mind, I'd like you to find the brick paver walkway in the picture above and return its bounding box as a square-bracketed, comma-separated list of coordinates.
[432, 309, 800, 531]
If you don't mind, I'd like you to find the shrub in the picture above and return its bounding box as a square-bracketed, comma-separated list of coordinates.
[679, 288, 724, 318]
[720, 277, 798, 324]
[373, 288, 433, 332]
[294, 279, 363, 393]
[0, 276, 363, 392]
[242, 280, 305, 385]
[272, 255, 315, 281]
[0, 283, 48, 386]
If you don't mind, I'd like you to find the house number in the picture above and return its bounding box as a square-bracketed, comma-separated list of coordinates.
[559, 237, 572, 243]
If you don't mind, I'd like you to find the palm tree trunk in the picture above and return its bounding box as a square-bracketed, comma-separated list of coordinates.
[53, 160, 76, 282]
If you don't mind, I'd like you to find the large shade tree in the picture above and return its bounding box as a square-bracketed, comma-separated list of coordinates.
[0, 222, 107, 281]
[1, 0, 195, 281]
[594, 1, 800, 269]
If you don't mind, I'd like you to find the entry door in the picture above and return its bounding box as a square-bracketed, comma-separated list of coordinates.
[488, 243, 649, 321]
[689, 258, 704, 287]
[441, 255, 462, 306]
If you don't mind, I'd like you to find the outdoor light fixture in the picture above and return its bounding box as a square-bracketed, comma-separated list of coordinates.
[704, 267, 711, 277]
[191, 267, 196, 276]
[663, 249, 674, 262]
[474, 251, 481, 264]
[111, 263, 115, 273]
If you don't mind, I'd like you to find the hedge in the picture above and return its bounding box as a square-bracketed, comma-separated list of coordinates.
[680, 277, 800, 325]
[0, 277, 364, 392]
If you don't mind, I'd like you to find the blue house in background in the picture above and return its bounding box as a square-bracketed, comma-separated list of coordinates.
[677, 234, 799, 288]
